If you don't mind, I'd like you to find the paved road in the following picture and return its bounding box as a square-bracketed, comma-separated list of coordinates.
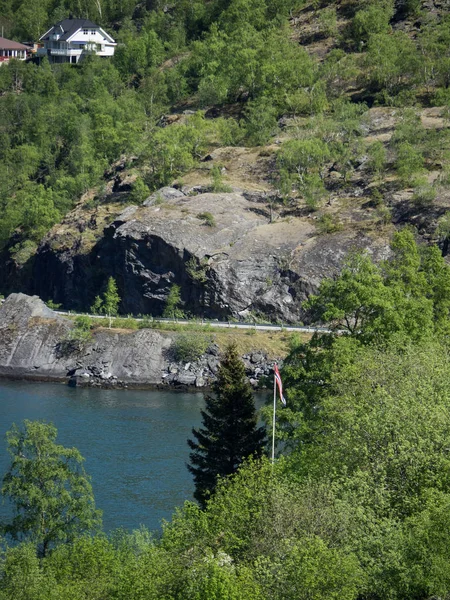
[54, 310, 331, 334]
[0, 297, 331, 334]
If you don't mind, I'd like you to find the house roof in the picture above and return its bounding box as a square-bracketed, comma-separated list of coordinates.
[0, 37, 29, 51]
[40, 19, 110, 42]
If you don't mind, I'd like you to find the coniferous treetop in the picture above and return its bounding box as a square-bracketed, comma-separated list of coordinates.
[188, 343, 267, 507]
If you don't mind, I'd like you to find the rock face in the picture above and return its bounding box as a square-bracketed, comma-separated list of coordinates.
[0, 294, 277, 389]
[30, 189, 390, 323]
[0, 294, 172, 386]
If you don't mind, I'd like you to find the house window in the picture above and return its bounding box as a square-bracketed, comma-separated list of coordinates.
[91, 30, 96, 35]
[83, 29, 88, 35]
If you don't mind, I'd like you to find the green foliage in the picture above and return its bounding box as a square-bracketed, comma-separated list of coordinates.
[1, 421, 101, 558]
[350, 1, 394, 46]
[316, 213, 342, 234]
[0, 57, 145, 248]
[110, 316, 139, 329]
[91, 277, 121, 327]
[243, 97, 279, 146]
[172, 332, 211, 362]
[58, 315, 93, 356]
[210, 166, 232, 193]
[129, 177, 150, 204]
[277, 138, 331, 179]
[186, 256, 209, 283]
[163, 284, 184, 319]
[45, 299, 61, 310]
[197, 211, 217, 227]
[318, 6, 338, 38]
[366, 31, 419, 99]
[366, 141, 387, 176]
[395, 142, 425, 183]
[142, 113, 223, 190]
[255, 536, 363, 600]
[305, 229, 450, 341]
[187, 344, 267, 506]
[412, 183, 436, 206]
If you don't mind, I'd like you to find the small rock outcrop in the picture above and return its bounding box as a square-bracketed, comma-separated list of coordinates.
[0, 294, 172, 386]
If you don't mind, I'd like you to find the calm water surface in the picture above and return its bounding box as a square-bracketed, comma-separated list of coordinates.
[0, 380, 205, 533]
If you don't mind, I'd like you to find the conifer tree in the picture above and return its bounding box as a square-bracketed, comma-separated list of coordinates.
[187, 344, 267, 507]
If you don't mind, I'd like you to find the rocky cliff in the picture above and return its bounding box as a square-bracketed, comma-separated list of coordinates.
[0, 294, 277, 388]
[29, 186, 390, 323]
[0, 293, 172, 386]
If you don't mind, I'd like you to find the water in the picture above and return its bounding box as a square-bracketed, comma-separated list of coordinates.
[0, 380, 205, 533]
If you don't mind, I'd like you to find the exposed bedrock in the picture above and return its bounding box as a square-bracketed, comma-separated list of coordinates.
[0, 294, 279, 389]
[31, 190, 390, 323]
[0, 293, 172, 386]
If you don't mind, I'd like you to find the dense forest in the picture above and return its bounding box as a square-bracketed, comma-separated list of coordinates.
[2, 0, 450, 597]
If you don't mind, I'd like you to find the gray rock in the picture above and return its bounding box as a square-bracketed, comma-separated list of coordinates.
[195, 376, 205, 387]
[174, 372, 197, 386]
[143, 187, 185, 206]
[30, 186, 392, 324]
[251, 352, 265, 364]
[0, 293, 172, 386]
[207, 356, 220, 373]
[207, 343, 220, 356]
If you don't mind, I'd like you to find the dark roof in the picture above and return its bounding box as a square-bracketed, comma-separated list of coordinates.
[0, 36, 29, 50]
[40, 19, 99, 42]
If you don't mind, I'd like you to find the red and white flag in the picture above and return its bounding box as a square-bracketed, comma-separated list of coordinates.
[274, 364, 286, 406]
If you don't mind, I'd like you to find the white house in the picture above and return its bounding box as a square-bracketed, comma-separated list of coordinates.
[37, 18, 116, 64]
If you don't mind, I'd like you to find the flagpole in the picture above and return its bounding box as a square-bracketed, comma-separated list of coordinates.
[272, 366, 276, 465]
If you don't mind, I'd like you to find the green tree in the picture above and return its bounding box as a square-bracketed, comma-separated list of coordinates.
[366, 141, 387, 178]
[130, 177, 150, 204]
[305, 230, 440, 343]
[395, 142, 424, 184]
[304, 252, 396, 340]
[1, 420, 102, 558]
[350, 1, 394, 46]
[91, 277, 121, 327]
[163, 283, 184, 318]
[187, 344, 267, 507]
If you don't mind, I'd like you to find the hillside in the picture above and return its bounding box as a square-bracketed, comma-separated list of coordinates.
[1, 0, 450, 322]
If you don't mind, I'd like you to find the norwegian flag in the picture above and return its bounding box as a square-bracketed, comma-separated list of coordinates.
[274, 364, 286, 406]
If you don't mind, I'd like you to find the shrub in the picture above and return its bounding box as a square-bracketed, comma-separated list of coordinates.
[130, 177, 150, 204]
[197, 212, 216, 227]
[210, 166, 232, 193]
[111, 317, 139, 330]
[317, 214, 342, 234]
[172, 332, 211, 362]
[367, 141, 387, 176]
[163, 284, 185, 319]
[395, 142, 425, 184]
[318, 7, 338, 38]
[350, 1, 394, 46]
[412, 184, 437, 207]
[74, 315, 92, 331]
[243, 97, 279, 146]
[45, 299, 62, 310]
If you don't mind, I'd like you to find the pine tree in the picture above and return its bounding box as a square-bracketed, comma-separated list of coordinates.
[188, 344, 267, 507]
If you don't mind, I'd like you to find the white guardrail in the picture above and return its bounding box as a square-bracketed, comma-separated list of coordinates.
[0, 298, 331, 334]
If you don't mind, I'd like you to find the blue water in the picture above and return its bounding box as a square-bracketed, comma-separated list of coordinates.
[0, 381, 205, 533]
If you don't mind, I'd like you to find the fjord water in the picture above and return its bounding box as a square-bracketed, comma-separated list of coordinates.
[0, 381, 205, 533]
